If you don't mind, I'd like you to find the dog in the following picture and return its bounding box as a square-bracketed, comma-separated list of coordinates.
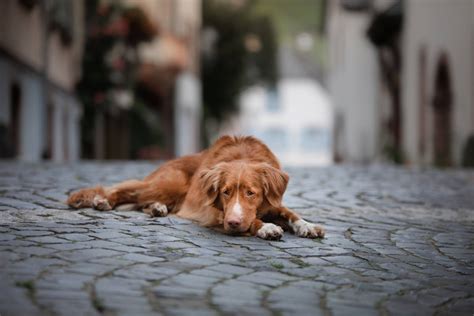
[67, 135, 325, 240]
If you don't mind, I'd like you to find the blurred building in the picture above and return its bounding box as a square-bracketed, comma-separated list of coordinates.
[127, 0, 202, 158]
[328, 0, 474, 167]
[400, 0, 474, 167]
[78, 0, 201, 160]
[0, 0, 84, 162]
[220, 46, 333, 166]
[327, 0, 382, 163]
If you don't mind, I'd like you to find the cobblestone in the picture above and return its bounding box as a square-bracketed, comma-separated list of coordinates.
[0, 161, 473, 315]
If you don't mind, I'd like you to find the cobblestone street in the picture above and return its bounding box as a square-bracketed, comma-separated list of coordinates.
[0, 161, 473, 316]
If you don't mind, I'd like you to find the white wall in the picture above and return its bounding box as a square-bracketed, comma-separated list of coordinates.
[51, 91, 68, 163]
[328, 6, 380, 163]
[19, 73, 44, 162]
[174, 71, 201, 157]
[0, 58, 46, 162]
[0, 0, 84, 162]
[68, 98, 82, 161]
[402, 0, 474, 165]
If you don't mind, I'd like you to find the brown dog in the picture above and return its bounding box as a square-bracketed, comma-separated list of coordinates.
[67, 136, 325, 240]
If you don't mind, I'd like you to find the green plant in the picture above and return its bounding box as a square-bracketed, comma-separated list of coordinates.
[92, 296, 105, 312]
[15, 280, 35, 297]
[270, 261, 284, 270]
[290, 257, 310, 268]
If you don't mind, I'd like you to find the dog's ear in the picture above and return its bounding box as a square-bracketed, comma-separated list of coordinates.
[198, 163, 227, 209]
[258, 163, 289, 208]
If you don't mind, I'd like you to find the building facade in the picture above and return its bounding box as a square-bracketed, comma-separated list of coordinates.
[401, 0, 474, 166]
[328, 0, 474, 167]
[327, 0, 382, 163]
[0, 0, 84, 162]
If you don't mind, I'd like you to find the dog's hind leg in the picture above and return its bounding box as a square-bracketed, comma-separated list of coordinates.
[105, 180, 147, 208]
[68, 160, 194, 215]
[135, 183, 186, 218]
[67, 180, 147, 211]
[67, 186, 109, 210]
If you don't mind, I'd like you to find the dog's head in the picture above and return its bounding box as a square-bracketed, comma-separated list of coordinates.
[198, 161, 289, 233]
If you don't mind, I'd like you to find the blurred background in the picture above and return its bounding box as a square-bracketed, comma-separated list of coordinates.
[0, 0, 473, 167]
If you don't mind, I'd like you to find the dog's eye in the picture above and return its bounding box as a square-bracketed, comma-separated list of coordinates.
[246, 190, 254, 197]
[222, 189, 230, 196]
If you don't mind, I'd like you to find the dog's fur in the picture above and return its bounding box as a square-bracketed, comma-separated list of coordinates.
[67, 136, 324, 240]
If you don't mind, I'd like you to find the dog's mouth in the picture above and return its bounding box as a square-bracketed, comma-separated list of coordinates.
[224, 225, 249, 235]
[224, 229, 248, 236]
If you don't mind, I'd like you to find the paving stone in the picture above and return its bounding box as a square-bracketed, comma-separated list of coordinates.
[0, 234, 17, 242]
[0, 162, 473, 315]
[57, 248, 124, 261]
[59, 233, 94, 242]
[207, 263, 253, 275]
[120, 253, 165, 263]
[238, 271, 297, 287]
[30, 235, 69, 244]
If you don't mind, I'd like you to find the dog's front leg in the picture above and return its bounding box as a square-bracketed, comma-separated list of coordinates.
[250, 218, 284, 240]
[267, 206, 325, 238]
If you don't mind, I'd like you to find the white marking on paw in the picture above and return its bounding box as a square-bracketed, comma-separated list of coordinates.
[93, 195, 111, 211]
[257, 223, 284, 240]
[147, 202, 168, 217]
[290, 219, 325, 238]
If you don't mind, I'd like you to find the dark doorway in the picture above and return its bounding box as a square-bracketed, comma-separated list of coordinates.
[6, 82, 22, 158]
[418, 47, 427, 158]
[432, 53, 453, 167]
[42, 102, 53, 160]
[63, 107, 69, 161]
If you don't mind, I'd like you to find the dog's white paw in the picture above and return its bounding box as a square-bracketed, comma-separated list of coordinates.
[257, 223, 284, 240]
[93, 195, 112, 211]
[144, 202, 168, 217]
[290, 219, 325, 238]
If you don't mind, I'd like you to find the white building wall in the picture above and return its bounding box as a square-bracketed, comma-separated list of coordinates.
[68, 98, 82, 161]
[0, 70, 83, 162]
[0, 1, 84, 162]
[402, 0, 474, 165]
[51, 92, 65, 163]
[174, 72, 201, 157]
[19, 73, 44, 162]
[328, 5, 380, 163]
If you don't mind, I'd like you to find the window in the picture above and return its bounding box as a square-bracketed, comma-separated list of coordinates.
[49, 0, 74, 45]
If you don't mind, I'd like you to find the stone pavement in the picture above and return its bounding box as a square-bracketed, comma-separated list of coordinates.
[0, 161, 473, 316]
